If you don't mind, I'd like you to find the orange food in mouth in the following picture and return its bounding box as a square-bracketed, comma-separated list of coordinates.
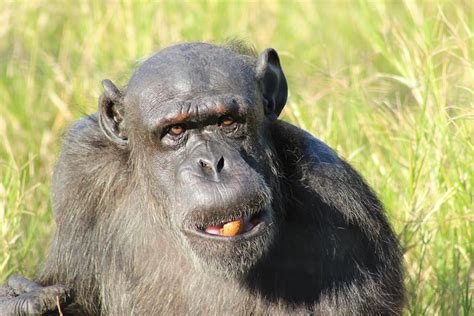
[219, 219, 243, 236]
[203, 213, 262, 237]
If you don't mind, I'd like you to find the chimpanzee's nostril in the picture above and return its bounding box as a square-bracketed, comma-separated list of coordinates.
[217, 156, 224, 173]
[198, 157, 224, 174]
[199, 159, 210, 169]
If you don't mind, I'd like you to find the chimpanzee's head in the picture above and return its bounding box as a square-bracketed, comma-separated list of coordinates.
[97, 43, 287, 275]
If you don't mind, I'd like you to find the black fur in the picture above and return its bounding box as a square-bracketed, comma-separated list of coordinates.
[0, 42, 404, 315]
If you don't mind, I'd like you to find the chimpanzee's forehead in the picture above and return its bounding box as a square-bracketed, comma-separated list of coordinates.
[125, 43, 257, 106]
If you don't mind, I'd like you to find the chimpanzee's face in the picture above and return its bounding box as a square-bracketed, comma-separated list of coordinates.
[122, 44, 281, 275]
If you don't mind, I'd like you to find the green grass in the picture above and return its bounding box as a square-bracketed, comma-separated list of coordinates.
[0, 1, 472, 314]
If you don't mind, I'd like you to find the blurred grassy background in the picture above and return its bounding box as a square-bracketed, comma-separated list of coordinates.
[0, 0, 472, 314]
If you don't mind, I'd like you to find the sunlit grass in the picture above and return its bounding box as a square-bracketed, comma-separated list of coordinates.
[0, 1, 472, 314]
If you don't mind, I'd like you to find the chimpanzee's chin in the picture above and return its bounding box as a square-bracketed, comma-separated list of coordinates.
[182, 211, 276, 275]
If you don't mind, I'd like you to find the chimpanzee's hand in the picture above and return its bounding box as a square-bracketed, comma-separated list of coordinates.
[0, 275, 73, 315]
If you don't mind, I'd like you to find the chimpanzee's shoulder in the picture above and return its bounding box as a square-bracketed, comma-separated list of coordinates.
[271, 120, 340, 165]
[67, 113, 100, 136]
[63, 113, 108, 147]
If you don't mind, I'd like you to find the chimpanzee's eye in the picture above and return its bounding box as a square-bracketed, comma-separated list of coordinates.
[167, 124, 186, 136]
[219, 115, 235, 127]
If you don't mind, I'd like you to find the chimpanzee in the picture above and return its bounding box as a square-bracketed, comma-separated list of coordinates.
[0, 42, 404, 315]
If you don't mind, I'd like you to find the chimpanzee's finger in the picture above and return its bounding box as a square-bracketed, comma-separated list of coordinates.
[7, 275, 41, 295]
[32, 284, 73, 312]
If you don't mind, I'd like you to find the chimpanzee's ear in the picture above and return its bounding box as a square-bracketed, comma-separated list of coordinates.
[98, 79, 128, 147]
[256, 48, 288, 118]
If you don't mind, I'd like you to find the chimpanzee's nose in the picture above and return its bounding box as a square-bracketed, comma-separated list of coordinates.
[198, 156, 224, 174]
[189, 141, 230, 182]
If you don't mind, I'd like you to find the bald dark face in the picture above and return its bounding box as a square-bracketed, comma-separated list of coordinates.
[98, 42, 288, 276]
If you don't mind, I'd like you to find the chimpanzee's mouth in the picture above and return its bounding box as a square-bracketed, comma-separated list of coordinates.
[192, 210, 266, 239]
[201, 212, 263, 236]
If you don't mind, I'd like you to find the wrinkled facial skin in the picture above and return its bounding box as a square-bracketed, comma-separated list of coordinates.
[114, 44, 283, 275]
